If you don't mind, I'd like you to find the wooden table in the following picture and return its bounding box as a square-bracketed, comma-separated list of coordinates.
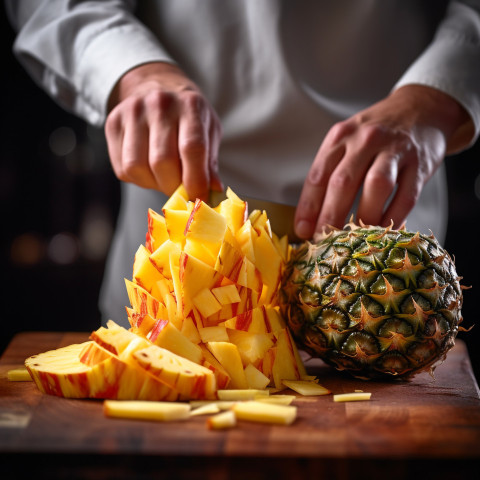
[1, 332, 479, 480]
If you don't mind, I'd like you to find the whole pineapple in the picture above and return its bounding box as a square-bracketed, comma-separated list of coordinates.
[280, 221, 464, 379]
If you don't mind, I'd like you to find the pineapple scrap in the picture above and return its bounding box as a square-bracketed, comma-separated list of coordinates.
[333, 392, 372, 402]
[190, 403, 221, 416]
[233, 401, 297, 425]
[207, 410, 237, 430]
[104, 400, 191, 421]
[7, 368, 32, 381]
[217, 389, 269, 401]
[282, 379, 331, 396]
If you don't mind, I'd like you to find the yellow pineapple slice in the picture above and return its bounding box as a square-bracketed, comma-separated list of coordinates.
[193, 288, 223, 318]
[7, 368, 32, 381]
[104, 400, 191, 421]
[253, 228, 283, 305]
[211, 284, 241, 305]
[235, 219, 256, 263]
[244, 363, 270, 390]
[198, 325, 229, 343]
[232, 400, 297, 425]
[206, 341, 248, 389]
[132, 244, 170, 300]
[147, 319, 204, 365]
[163, 208, 191, 246]
[145, 208, 169, 253]
[214, 187, 247, 234]
[216, 389, 269, 401]
[132, 344, 217, 399]
[179, 252, 223, 317]
[162, 184, 189, 210]
[26, 342, 178, 400]
[127, 309, 158, 337]
[271, 329, 303, 390]
[184, 199, 228, 245]
[149, 239, 181, 279]
[333, 392, 372, 402]
[190, 403, 221, 416]
[282, 379, 331, 396]
[206, 410, 236, 430]
[226, 329, 274, 366]
[125, 279, 166, 319]
[222, 306, 269, 334]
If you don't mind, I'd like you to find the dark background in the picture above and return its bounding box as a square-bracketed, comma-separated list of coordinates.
[1, 9, 479, 380]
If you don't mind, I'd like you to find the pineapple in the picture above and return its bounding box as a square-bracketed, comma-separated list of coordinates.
[25, 185, 305, 401]
[280, 220, 464, 379]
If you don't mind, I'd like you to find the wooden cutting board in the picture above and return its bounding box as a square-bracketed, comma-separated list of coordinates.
[1, 331, 479, 480]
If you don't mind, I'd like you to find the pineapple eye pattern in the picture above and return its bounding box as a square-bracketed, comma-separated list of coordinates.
[281, 224, 464, 379]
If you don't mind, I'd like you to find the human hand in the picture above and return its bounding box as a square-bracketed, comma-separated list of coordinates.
[105, 62, 223, 200]
[294, 85, 472, 239]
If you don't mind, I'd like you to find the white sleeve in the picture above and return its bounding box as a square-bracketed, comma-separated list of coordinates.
[5, 0, 176, 126]
[394, 0, 480, 151]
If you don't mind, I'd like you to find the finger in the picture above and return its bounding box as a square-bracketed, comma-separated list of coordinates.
[104, 110, 124, 179]
[315, 124, 393, 231]
[120, 116, 159, 189]
[178, 91, 210, 200]
[313, 148, 373, 231]
[294, 143, 345, 239]
[208, 115, 223, 192]
[356, 151, 399, 226]
[380, 164, 422, 228]
[147, 91, 182, 195]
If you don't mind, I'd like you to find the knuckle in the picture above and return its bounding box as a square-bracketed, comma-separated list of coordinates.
[181, 135, 207, 160]
[367, 169, 395, 191]
[307, 165, 329, 188]
[330, 169, 354, 190]
[181, 90, 207, 113]
[145, 89, 176, 113]
[328, 120, 353, 143]
[360, 124, 386, 146]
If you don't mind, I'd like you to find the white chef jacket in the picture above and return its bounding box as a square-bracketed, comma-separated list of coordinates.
[6, 0, 480, 327]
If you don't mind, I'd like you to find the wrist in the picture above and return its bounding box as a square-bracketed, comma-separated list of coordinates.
[391, 84, 473, 153]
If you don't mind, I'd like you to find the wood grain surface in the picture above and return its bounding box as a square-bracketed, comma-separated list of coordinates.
[1, 332, 479, 480]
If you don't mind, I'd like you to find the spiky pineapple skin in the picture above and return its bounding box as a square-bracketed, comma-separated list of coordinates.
[280, 223, 463, 379]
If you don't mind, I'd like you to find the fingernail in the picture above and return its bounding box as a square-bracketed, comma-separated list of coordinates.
[295, 220, 312, 239]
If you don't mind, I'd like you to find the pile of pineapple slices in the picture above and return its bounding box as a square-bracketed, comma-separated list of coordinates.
[20, 185, 370, 428]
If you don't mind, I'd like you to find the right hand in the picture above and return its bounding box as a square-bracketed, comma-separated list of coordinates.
[105, 62, 223, 201]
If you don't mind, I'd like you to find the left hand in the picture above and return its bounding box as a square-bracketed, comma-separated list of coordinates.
[294, 85, 472, 239]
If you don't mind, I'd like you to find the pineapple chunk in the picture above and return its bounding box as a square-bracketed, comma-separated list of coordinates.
[282, 380, 331, 396]
[147, 319, 204, 365]
[190, 400, 236, 410]
[7, 368, 32, 381]
[255, 394, 295, 405]
[232, 401, 297, 425]
[333, 392, 372, 402]
[207, 342, 248, 389]
[244, 363, 270, 390]
[162, 184, 189, 210]
[207, 410, 237, 430]
[145, 208, 169, 252]
[211, 284, 241, 305]
[185, 199, 227, 244]
[190, 403, 221, 416]
[104, 400, 191, 421]
[217, 389, 269, 401]
[193, 288, 223, 318]
[198, 326, 229, 343]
